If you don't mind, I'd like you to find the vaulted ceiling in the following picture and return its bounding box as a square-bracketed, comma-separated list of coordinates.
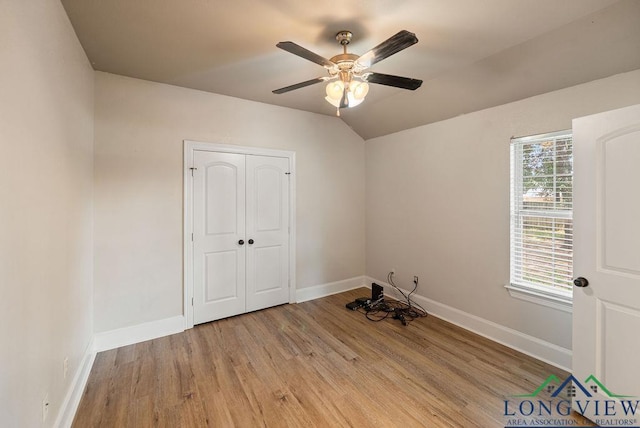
[61, 0, 640, 139]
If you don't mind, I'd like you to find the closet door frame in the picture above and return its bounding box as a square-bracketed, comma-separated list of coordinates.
[183, 140, 296, 329]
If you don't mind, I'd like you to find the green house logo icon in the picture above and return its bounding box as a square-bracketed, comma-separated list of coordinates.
[513, 374, 634, 398]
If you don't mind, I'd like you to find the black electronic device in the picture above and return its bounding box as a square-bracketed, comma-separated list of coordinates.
[346, 301, 363, 310]
[372, 283, 384, 302]
[393, 308, 408, 326]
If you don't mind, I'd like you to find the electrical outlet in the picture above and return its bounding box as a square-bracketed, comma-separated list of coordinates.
[414, 275, 419, 284]
[42, 394, 49, 423]
[63, 357, 69, 380]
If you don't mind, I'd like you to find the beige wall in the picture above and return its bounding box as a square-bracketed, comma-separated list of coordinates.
[93, 72, 366, 332]
[365, 69, 640, 350]
[0, 1, 94, 425]
[2, 3, 638, 421]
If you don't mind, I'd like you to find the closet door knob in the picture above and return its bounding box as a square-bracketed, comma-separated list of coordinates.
[573, 277, 589, 287]
[248, 239, 254, 245]
[573, 277, 589, 288]
[238, 240, 244, 245]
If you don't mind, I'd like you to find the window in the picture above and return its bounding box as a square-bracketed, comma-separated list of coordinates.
[507, 130, 573, 311]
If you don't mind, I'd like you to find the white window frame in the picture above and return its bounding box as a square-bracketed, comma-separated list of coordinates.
[506, 130, 573, 313]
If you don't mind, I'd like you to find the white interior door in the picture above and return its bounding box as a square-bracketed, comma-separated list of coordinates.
[191, 149, 291, 324]
[572, 104, 640, 421]
[245, 155, 290, 312]
[193, 151, 246, 324]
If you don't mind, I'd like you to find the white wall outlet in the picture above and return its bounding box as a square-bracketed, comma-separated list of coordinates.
[63, 357, 69, 380]
[42, 394, 49, 423]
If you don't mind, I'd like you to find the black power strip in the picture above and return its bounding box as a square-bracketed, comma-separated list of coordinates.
[346, 297, 370, 310]
[345, 301, 362, 310]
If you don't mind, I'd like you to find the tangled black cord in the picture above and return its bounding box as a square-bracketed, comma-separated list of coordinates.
[357, 272, 428, 325]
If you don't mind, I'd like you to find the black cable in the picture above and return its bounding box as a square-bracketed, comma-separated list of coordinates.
[356, 304, 391, 321]
[356, 272, 428, 325]
[405, 276, 427, 316]
[387, 271, 409, 301]
[366, 309, 391, 322]
[387, 272, 428, 318]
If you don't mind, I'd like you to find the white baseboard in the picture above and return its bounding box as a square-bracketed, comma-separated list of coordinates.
[296, 276, 366, 303]
[366, 276, 572, 371]
[93, 315, 185, 353]
[54, 337, 96, 428]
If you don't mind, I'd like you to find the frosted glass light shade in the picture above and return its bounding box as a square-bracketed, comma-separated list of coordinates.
[347, 96, 364, 107]
[325, 96, 340, 108]
[325, 80, 344, 100]
[350, 81, 369, 100]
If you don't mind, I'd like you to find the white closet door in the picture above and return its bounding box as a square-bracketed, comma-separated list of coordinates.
[245, 155, 290, 312]
[193, 151, 246, 324]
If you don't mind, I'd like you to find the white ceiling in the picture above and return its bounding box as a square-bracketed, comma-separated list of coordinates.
[61, 0, 640, 139]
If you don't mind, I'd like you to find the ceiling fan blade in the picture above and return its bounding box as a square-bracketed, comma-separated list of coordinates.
[356, 30, 418, 69]
[363, 72, 423, 90]
[272, 77, 327, 94]
[276, 41, 336, 68]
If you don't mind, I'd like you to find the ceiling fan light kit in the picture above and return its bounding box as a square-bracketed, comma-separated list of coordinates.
[273, 30, 423, 116]
[324, 80, 369, 113]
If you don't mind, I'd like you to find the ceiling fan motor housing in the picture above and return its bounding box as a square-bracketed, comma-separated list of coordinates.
[330, 31, 360, 77]
[335, 31, 353, 45]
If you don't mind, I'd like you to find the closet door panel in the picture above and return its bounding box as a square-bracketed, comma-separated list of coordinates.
[246, 155, 290, 312]
[193, 151, 246, 324]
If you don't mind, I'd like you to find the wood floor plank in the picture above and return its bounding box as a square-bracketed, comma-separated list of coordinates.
[73, 288, 594, 427]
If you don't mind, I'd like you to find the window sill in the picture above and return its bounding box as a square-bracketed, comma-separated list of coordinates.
[505, 283, 572, 313]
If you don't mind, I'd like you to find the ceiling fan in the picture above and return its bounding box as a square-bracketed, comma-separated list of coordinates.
[272, 30, 423, 115]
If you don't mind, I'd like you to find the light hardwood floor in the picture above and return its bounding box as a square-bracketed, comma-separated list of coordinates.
[73, 289, 594, 427]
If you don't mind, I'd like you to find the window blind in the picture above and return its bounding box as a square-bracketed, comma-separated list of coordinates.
[510, 131, 573, 293]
